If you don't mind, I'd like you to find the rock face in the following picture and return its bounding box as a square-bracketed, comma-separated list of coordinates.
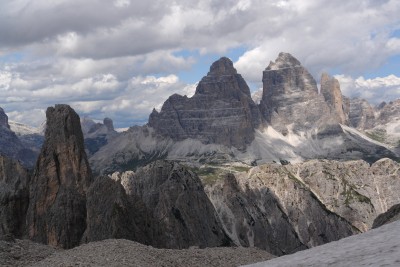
[206, 164, 358, 255]
[26, 105, 93, 248]
[349, 98, 376, 129]
[81, 117, 118, 156]
[0, 107, 10, 129]
[259, 53, 332, 133]
[149, 57, 261, 150]
[373, 203, 400, 228]
[83, 176, 157, 246]
[206, 158, 400, 253]
[320, 73, 348, 124]
[112, 161, 230, 249]
[0, 156, 30, 240]
[0, 108, 37, 168]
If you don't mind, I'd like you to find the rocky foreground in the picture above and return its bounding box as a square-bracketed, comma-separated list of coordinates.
[0, 239, 274, 267]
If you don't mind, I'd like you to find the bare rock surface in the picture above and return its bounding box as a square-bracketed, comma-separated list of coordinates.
[26, 104, 93, 248]
[320, 73, 348, 124]
[83, 176, 158, 246]
[0, 156, 30, 240]
[32, 239, 274, 267]
[111, 160, 231, 249]
[259, 52, 332, 133]
[373, 203, 400, 228]
[0, 108, 36, 168]
[244, 220, 400, 267]
[206, 165, 358, 255]
[149, 57, 261, 150]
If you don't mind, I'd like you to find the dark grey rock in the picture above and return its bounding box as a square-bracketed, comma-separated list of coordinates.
[149, 57, 261, 150]
[0, 156, 30, 240]
[114, 160, 231, 249]
[26, 104, 93, 248]
[83, 176, 159, 246]
[373, 203, 400, 228]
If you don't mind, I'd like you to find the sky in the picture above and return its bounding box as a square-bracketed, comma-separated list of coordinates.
[0, 0, 400, 128]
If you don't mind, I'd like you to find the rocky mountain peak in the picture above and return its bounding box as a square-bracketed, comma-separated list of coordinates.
[208, 57, 237, 76]
[149, 57, 261, 149]
[103, 117, 114, 131]
[320, 73, 348, 124]
[260, 52, 330, 133]
[266, 52, 302, 71]
[0, 107, 10, 129]
[26, 104, 93, 248]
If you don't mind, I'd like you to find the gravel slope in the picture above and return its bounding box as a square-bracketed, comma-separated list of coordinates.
[1, 239, 274, 267]
[244, 220, 400, 267]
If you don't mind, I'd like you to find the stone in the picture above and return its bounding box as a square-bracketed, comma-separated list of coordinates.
[372, 203, 400, 228]
[83, 176, 158, 246]
[82, 117, 118, 156]
[149, 57, 261, 150]
[320, 73, 348, 124]
[259, 52, 332, 133]
[26, 104, 93, 248]
[0, 107, 10, 129]
[348, 98, 376, 129]
[0, 156, 30, 240]
[113, 160, 231, 249]
[206, 164, 358, 255]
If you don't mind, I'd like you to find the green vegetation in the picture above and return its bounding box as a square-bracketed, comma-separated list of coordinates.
[340, 178, 372, 207]
[365, 130, 387, 143]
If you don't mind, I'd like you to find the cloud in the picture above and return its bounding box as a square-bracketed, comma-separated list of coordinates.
[0, 0, 400, 127]
[336, 74, 400, 104]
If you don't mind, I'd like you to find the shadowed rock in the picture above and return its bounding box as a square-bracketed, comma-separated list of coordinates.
[112, 161, 231, 249]
[83, 176, 161, 246]
[26, 104, 92, 248]
[0, 156, 30, 240]
[373, 203, 400, 228]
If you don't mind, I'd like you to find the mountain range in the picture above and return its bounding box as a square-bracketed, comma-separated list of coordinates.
[1, 52, 400, 265]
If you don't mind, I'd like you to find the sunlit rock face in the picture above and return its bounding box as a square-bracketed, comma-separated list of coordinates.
[149, 57, 262, 150]
[259, 52, 332, 134]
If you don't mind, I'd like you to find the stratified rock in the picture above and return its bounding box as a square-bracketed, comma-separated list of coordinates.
[349, 98, 376, 129]
[320, 73, 348, 124]
[372, 203, 400, 228]
[206, 164, 358, 255]
[26, 104, 92, 248]
[83, 176, 158, 246]
[112, 161, 231, 249]
[259, 52, 331, 133]
[149, 57, 261, 150]
[0, 156, 30, 240]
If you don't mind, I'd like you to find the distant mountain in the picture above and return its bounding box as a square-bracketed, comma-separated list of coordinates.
[81, 117, 119, 155]
[0, 108, 38, 168]
[89, 53, 399, 174]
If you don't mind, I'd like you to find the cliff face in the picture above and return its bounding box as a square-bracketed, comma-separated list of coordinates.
[0, 156, 30, 240]
[205, 158, 400, 254]
[259, 53, 332, 134]
[0, 107, 37, 168]
[26, 105, 93, 248]
[149, 57, 261, 150]
[206, 164, 359, 255]
[112, 161, 231, 249]
[320, 73, 349, 125]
